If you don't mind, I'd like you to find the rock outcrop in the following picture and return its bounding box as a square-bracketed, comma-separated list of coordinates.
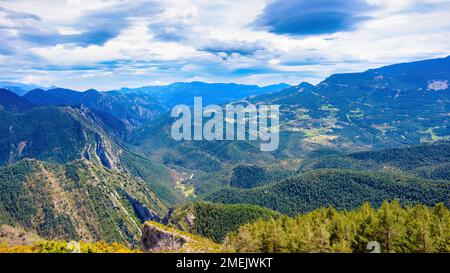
[140, 221, 191, 252]
[140, 221, 220, 253]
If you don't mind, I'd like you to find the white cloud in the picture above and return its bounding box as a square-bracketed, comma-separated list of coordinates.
[1, 0, 450, 89]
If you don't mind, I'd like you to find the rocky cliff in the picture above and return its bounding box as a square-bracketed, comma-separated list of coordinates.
[140, 221, 220, 253]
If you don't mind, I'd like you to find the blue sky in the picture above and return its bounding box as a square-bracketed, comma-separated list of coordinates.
[0, 0, 450, 90]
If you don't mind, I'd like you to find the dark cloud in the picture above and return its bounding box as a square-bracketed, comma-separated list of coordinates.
[17, 29, 115, 47]
[255, 0, 375, 36]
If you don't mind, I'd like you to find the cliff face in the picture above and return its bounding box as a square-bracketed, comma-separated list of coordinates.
[93, 133, 121, 169]
[140, 222, 190, 252]
[140, 221, 220, 253]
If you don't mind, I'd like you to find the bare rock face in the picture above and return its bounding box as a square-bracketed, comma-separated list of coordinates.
[177, 211, 195, 231]
[140, 222, 191, 252]
[93, 133, 121, 169]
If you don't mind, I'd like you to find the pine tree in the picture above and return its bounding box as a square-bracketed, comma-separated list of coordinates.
[260, 218, 287, 253]
[352, 203, 378, 252]
[430, 203, 450, 252]
[308, 209, 331, 252]
[399, 205, 433, 253]
[329, 214, 353, 253]
[225, 202, 449, 253]
[375, 201, 402, 253]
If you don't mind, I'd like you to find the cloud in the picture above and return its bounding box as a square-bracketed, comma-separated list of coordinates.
[148, 22, 186, 42]
[255, 0, 376, 36]
[1, 0, 450, 90]
[9, 1, 163, 47]
[0, 6, 40, 21]
[199, 40, 265, 58]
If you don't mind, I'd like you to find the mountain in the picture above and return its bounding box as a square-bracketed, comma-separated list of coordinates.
[2, 56, 450, 249]
[23, 88, 166, 128]
[0, 107, 88, 165]
[128, 112, 295, 195]
[127, 57, 450, 198]
[23, 88, 82, 105]
[0, 101, 192, 244]
[204, 169, 450, 216]
[0, 82, 43, 96]
[201, 120, 450, 217]
[323, 55, 450, 90]
[0, 105, 183, 205]
[118, 82, 290, 108]
[7, 82, 290, 128]
[248, 56, 450, 153]
[0, 159, 165, 244]
[0, 89, 35, 113]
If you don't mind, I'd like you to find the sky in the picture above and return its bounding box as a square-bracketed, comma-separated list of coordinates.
[0, 0, 450, 91]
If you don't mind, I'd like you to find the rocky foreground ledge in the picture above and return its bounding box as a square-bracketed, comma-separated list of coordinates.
[140, 221, 221, 253]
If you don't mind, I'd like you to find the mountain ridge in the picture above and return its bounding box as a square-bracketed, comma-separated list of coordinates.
[0, 89, 35, 113]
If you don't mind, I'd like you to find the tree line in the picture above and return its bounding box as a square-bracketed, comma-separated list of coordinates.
[224, 201, 450, 253]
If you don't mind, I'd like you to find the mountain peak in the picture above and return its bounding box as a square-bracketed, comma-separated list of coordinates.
[0, 82, 44, 96]
[321, 55, 450, 90]
[25, 88, 46, 94]
[0, 88, 35, 112]
[297, 82, 315, 88]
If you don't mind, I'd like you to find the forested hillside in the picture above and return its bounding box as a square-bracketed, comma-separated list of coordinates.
[0, 159, 165, 244]
[225, 201, 450, 253]
[0, 89, 35, 113]
[2, 202, 448, 253]
[0, 105, 183, 206]
[205, 169, 450, 216]
[300, 141, 450, 180]
[24, 88, 165, 127]
[164, 202, 281, 242]
[0, 107, 89, 165]
[0, 103, 184, 246]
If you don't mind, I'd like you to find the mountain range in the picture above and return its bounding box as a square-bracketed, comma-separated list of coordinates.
[125, 56, 450, 195]
[0, 56, 449, 247]
[118, 82, 290, 108]
[0, 82, 44, 96]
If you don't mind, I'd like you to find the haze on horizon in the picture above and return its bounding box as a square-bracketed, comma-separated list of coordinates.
[1, 0, 450, 91]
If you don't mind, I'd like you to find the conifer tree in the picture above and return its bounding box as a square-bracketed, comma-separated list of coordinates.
[430, 203, 450, 252]
[352, 203, 378, 252]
